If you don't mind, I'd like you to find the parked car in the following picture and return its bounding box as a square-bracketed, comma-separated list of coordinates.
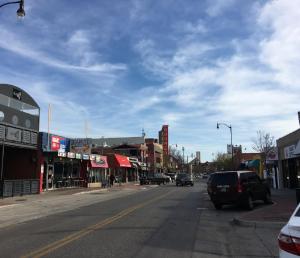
[139, 173, 168, 185]
[207, 171, 272, 210]
[278, 203, 300, 257]
[176, 173, 193, 186]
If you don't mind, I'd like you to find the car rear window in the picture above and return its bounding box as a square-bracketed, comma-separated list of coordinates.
[211, 173, 238, 185]
[295, 207, 300, 217]
[177, 174, 187, 179]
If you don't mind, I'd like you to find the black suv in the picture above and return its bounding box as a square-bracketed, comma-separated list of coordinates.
[207, 171, 271, 210]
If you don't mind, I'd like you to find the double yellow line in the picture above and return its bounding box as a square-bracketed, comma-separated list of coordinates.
[21, 190, 174, 258]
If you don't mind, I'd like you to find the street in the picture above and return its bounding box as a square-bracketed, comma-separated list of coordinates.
[0, 181, 279, 258]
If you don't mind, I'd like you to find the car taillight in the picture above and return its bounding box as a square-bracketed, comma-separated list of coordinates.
[278, 232, 300, 255]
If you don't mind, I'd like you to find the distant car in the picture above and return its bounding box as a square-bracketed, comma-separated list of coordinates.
[140, 173, 168, 185]
[202, 173, 208, 179]
[207, 171, 271, 210]
[176, 173, 194, 186]
[278, 203, 300, 257]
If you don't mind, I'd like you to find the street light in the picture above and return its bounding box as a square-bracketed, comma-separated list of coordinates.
[182, 146, 185, 172]
[0, 0, 25, 17]
[217, 122, 234, 170]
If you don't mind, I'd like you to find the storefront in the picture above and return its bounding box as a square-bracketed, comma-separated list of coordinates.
[39, 132, 88, 190]
[88, 154, 108, 187]
[0, 84, 40, 197]
[107, 154, 131, 183]
[277, 129, 300, 189]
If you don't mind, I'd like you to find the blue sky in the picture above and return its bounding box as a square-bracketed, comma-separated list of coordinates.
[0, 0, 299, 161]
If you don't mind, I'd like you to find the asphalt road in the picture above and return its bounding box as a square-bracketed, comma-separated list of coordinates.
[0, 181, 279, 258]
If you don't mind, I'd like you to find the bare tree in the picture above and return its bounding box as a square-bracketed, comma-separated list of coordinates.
[169, 146, 183, 164]
[213, 152, 232, 171]
[251, 130, 275, 169]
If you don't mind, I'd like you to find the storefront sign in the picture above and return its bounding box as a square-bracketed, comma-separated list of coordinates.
[75, 153, 82, 159]
[94, 155, 106, 164]
[6, 127, 21, 142]
[23, 130, 31, 144]
[0, 125, 5, 139]
[12, 88, 22, 100]
[284, 145, 296, 159]
[267, 148, 278, 161]
[67, 152, 75, 158]
[31, 132, 38, 145]
[58, 152, 66, 157]
[51, 135, 66, 152]
[51, 136, 60, 151]
[82, 154, 90, 160]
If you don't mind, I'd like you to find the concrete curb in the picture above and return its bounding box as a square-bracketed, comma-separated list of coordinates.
[231, 217, 286, 229]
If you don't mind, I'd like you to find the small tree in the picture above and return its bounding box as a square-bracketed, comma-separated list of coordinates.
[168, 146, 183, 170]
[251, 130, 275, 169]
[213, 152, 232, 171]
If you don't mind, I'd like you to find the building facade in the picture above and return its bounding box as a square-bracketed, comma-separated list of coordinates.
[0, 84, 40, 197]
[277, 128, 300, 189]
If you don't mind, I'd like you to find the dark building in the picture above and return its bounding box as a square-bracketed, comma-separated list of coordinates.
[0, 84, 40, 197]
[277, 128, 300, 188]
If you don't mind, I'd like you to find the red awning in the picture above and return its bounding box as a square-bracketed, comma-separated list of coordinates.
[90, 156, 108, 168]
[114, 154, 131, 168]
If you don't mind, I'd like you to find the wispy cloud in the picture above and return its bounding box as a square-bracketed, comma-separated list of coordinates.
[0, 0, 299, 161]
[0, 26, 126, 73]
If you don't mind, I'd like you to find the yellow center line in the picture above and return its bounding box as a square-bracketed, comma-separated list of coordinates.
[21, 190, 174, 258]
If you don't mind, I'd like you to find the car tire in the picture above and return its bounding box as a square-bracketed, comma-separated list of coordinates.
[245, 194, 254, 210]
[213, 202, 222, 210]
[263, 191, 272, 204]
[191, 183, 194, 186]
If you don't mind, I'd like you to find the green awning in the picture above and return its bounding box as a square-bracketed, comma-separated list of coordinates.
[247, 159, 260, 168]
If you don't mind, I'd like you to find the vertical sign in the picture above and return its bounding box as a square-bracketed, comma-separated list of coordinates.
[298, 111, 300, 126]
[162, 125, 169, 155]
[51, 136, 60, 151]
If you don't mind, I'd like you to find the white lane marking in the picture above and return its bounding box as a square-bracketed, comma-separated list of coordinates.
[72, 189, 108, 195]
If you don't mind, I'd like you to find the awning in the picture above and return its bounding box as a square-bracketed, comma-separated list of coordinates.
[247, 159, 260, 168]
[114, 154, 131, 168]
[90, 156, 108, 168]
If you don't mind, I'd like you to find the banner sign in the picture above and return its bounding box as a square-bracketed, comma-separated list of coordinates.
[82, 154, 90, 160]
[58, 152, 67, 157]
[67, 152, 75, 158]
[23, 130, 31, 144]
[6, 127, 21, 142]
[284, 145, 296, 159]
[51, 135, 66, 152]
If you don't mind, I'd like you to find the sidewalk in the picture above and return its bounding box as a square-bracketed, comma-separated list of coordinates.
[233, 188, 297, 228]
[0, 182, 149, 229]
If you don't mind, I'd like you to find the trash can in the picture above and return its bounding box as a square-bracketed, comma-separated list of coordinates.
[296, 188, 300, 204]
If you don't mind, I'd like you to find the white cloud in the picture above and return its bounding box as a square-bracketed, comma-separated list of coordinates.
[0, 26, 126, 73]
[132, 0, 300, 156]
[258, 0, 300, 88]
